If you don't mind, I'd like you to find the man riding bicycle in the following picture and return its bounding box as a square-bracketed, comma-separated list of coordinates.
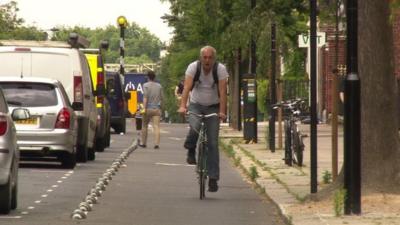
[177, 46, 229, 192]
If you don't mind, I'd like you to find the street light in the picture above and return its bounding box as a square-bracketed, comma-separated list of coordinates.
[117, 16, 127, 76]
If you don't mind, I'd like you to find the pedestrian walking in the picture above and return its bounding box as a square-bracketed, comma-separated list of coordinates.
[177, 45, 229, 192]
[139, 70, 163, 149]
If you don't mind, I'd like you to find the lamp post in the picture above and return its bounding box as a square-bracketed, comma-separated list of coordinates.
[117, 16, 127, 76]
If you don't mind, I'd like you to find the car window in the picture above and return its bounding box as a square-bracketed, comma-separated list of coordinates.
[0, 88, 9, 113]
[0, 82, 58, 107]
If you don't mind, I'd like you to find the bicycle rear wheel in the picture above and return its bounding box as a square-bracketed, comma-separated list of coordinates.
[284, 121, 293, 166]
[197, 142, 207, 199]
[293, 131, 304, 167]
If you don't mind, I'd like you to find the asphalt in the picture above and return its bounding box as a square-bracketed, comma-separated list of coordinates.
[219, 121, 400, 225]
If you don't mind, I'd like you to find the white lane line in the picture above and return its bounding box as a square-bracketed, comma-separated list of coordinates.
[34, 200, 41, 204]
[21, 211, 29, 215]
[169, 137, 184, 141]
[61, 176, 67, 179]
[0, 216, 22, 219]
[57, 180, 63, 183]
[155, 162, 195, 167]
[52, 185, 58, 188]
[47, 189, 53, 192]
[27, 206, 35, 210]
[41, 194, 48, 198]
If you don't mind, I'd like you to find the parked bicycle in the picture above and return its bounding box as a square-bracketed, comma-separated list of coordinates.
[188, 111, 219, 199]
[273, 99, 307, 167]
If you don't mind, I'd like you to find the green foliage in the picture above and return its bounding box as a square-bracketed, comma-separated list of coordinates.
[334, 188, 347, 217]
[257, 79, 269, 118]
[249, 165, 259, 181]
[322, 170, 332, 184]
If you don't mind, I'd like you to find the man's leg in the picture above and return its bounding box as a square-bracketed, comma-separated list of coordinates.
[205, 106, 220, 192]
[140, 113, 150, 147]
[152, 109, 161, 148]
[184, 103, 201, 164]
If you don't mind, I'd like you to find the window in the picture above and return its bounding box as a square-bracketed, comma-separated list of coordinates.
[0, 82, 58, 107]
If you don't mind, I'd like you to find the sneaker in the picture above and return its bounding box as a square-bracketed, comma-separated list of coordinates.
[139, 144, 146, 148]
[208, 179, 218, 192]
[154, 145, 159, 149]
[186, 149, 196, 165]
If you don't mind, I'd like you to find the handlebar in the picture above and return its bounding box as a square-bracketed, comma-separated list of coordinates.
[187, 111, 219, 119]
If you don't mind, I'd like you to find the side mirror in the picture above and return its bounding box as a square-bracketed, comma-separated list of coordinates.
[124, 92, 131, 100]
[95, 84, 106, 96]
[12, 108, 30, 120]
[72, 102, 83, 111]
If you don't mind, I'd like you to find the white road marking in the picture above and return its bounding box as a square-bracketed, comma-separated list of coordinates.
[57, 180, 63, 183]
[169, 137, 184, 141]
[21, 211, 29, 215]
[52, 185, 58, 188]
[34, 200, 41, 204]
[61, 176, 67, 179]
[155, 162, 195, 167]
[47, 189, 53, 192]
[0, 215, 22, 219]
[41, 194, 48, 198]
[27, 206, 35, 210]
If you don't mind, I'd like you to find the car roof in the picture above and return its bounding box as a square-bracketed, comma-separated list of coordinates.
[0, 76, 61, 85]
[0, 40, 71, 48]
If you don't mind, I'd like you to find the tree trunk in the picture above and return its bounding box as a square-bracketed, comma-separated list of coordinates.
[359, 0, 400, 192]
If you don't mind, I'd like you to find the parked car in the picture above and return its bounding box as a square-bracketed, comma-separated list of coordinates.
[0, 77, 78, 169]
[81, 44, 111, 150]
[105, 71, 128, 133]
[0, 88, 29, 214]
[0, 34, 98, 162]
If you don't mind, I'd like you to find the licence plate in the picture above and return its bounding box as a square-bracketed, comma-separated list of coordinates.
[15, 118, 38, 125]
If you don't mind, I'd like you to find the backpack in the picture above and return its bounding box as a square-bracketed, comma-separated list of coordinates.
[191, 60, 219, 92]
[176, 80, 184, 95]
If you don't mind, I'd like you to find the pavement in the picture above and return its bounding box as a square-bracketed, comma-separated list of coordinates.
[219, 121, 400, 225]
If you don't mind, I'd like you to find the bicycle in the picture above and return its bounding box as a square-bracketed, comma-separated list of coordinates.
[273, 99, 307, 167]
[187, 111, 219, 199]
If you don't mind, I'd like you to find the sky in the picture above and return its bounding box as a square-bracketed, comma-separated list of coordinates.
[5, 0, 174, 43]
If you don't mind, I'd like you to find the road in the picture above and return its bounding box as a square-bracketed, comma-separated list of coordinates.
[1, 119, 286, 225]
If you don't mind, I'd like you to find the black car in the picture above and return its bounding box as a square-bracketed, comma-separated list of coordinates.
[105, 71, 128, 133]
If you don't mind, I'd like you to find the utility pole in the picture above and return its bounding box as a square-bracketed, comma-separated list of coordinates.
[269, 23, 277, 152]
[117, 16, 127, 76]
[344, 0, 361, 215]
[310, 0, 318, 194]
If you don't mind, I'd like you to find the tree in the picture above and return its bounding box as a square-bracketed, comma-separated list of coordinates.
[359, 0, 400, 192]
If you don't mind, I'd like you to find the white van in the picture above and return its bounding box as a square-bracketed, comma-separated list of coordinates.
[0, 35, 98, 162]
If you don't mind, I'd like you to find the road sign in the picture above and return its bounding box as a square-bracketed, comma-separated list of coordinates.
[298, 32, 326, 48]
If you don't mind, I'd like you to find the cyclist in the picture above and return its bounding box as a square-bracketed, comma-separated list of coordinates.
[178, 46, 229, 192]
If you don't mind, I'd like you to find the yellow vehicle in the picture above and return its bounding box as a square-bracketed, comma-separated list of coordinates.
[81, 41, 111, 151]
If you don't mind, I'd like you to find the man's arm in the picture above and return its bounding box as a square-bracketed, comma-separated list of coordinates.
[218, 78, 228, 120]
[177, 76, 194, 113]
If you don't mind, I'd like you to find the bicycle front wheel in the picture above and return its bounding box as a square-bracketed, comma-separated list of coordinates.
[197, 142, 207, 199]
[292, 130, 304, 167]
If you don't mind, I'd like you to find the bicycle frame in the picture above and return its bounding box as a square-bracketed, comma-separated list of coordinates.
[273, 100, 306, 167]
[188, 111, 218, 199]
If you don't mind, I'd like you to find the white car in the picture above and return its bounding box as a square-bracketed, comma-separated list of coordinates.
[0, 34, 99, 162]
[0, 77, 78, 169]
[0, 88, 29, 214]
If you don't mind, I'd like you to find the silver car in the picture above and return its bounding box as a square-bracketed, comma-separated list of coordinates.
[0, 88, 28, 214]
[0, 77, 78, 169]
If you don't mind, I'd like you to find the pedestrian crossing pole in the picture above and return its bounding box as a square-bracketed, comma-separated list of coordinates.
[117, 16, 127, 76]
[309, 0, 318, 194]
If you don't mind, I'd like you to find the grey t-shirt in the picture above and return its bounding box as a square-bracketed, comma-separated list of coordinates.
[143, 81, 163, 109]
[185, 61, 229, 106]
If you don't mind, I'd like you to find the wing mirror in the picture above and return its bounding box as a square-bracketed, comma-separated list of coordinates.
[11, 108, 30, 120]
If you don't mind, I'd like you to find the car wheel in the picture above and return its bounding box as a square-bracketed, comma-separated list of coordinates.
[61, 152, 76, 169]
[11, 161, 17, 210]
[95, 137, 105, 152]
[88, 146, 96, 161]
[106, 129, 111, 147]
[76, 143, 88, 163]
[0, 176, 12, 214]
